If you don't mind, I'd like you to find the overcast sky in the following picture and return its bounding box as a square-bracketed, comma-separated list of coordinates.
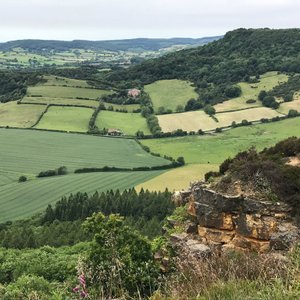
[0, 0, 299, 42]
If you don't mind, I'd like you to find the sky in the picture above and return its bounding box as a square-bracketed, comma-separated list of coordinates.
[0, 0, 299, 42]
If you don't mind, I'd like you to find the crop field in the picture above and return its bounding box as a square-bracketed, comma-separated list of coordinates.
[278, 99, 300, 114]
[144, 79, 198, 112]
[0, 129, 169, 177]
[36, 106, 94, 132]
[27, 85, 111, 100]
[214, 72, 289, 112]
[136, 164, 219, 191]
[0, 102, 46, 128]
[216, 107, 284, 127]
[0, 170, 164, 222]
[157, 107, 284, 132]
[158, 110, 217, 132]
[21, 96, 99, 107]
[96, 111, 151, 135]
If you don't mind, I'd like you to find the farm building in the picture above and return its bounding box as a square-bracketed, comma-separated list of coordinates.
[107, 128, 123, 136]
[128, 88, 141, 97]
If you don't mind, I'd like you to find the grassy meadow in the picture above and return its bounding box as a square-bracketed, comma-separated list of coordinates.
[41, 75, 92, 88]
[0, 170, 164, 222]
[214, 72, 289, 112]
[96, 111, 151, 135]
[27, 85, 110, 100]
[137, 117, 300, 190]
[0, 102, 46, 128]
[144, 79, 198, 112]
[21, 96, 99, 107]
[103, 102, 141, 112]
[36, 106, 94, 132]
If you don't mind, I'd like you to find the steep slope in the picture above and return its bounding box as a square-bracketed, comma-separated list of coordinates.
[107, 28, 300, 90]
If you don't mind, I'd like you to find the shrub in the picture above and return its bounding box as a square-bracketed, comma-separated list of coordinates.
[18, 176, 27, 183]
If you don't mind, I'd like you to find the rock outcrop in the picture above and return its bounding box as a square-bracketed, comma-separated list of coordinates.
[171, 181, 300, 253]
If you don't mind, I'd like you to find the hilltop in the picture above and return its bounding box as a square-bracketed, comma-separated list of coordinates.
[0, 37, 221, 52]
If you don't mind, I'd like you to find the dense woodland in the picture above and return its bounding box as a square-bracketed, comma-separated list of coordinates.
[106, 28, 300, 105]
[0, 71, 41, 103]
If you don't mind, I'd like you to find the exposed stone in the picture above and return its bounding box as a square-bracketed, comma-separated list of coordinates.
[170, 233, 188, 244]
[174, 182, 299, 253]
[184, 221, 198, 234]
[188, 243, 212, 258]
[270, 223, 300, 250]
[232, 235, 270, 252]
[198, 226, 235, 244]
[235, 214, 278, 240]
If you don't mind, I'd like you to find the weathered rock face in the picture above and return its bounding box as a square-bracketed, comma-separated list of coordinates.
[173, 182, 300, 253]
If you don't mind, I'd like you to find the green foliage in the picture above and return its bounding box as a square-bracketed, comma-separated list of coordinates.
[203, 104, 216, 116]
[18, 176, 27, 183]
[42, 188, 174, 238]
[216, 137, 300, 210]
[107, 28, 300, 106]
[37, 166, 68, 178]
[0, 71, 41, 103]
[269, 75, 300, 101]
[83, 213, 160, 298]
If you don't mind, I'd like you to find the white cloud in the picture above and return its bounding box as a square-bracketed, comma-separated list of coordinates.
[0, 0, 299, 41]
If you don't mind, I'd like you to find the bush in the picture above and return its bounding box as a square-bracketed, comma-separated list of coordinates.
[246, 99, 256, 104]
[18, 176, 27, 183]
[225, 85, 242, 98]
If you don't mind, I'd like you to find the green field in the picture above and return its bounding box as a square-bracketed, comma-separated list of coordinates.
[0, 170, 164, 222]
[0, 128, 170, 221]
[137, 117, 300, 190]
[96, 110, 151, 135]
[0, 102, 46, 128]
[0, 129, 169, 176]
[22, 96, 99, 107]
[142, 117, 300, 164]
[144, 79, 198, 112]
[27, 85, 111, 100]
[36, 106, 94, 132]
[214, 72, 289, 112]
[103, 102, 141, 112]
[42, 75, 92, 88]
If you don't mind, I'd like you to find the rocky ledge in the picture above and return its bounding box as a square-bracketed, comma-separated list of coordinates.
[171, 182, 300, 254]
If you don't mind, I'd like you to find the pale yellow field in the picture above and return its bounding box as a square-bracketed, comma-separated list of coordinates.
[278, 99, 300, 114]
[214, 72, 289, 112]
[0, 102, 46, 128]
[135, 164, 219, 192]
[22, 96, 99, 107]
[158, 107, 284, 132]
[158, 110, 217, 132]
[216, 107, 284, 127]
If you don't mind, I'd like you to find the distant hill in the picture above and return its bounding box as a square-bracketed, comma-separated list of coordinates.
[106, 28, 300, 104]
[0, 36, 222, 52]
